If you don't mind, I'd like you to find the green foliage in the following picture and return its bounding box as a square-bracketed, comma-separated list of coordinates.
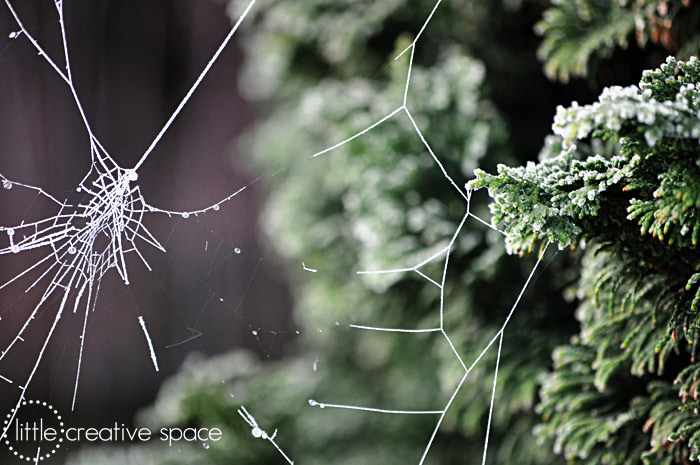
[471, 56, 700, 255]
[473, 57, 700, 463]
[536, 0, 636, 82]
[536, 0, 700, 82]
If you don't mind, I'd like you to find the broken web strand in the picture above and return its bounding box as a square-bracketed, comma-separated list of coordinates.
[138, 315, 160, 373]
[238, 406, 295, 465]
[0, 0, 260, 440]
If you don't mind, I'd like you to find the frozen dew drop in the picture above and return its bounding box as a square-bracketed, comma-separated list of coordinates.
[10, 245, 19, 254]
[126, 170, 138, 181]
[296, 331, 300, 334]
[212, 204, 220, 211]
[76, 187, 82, 192]
[202, 442, 210, 450]
[2, 180, 11, 190]
[181, 212, 190, 219]
[6, 228, 14, 237]
[234, 247, 241, 254]
[219, 297, 224, 302]
[68, 246, 76, 254]
[8, 31, 18, 39]
[251, 427, 263, 438]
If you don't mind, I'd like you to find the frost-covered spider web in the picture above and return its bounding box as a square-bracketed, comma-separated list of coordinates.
[0, 0, 258, 442]
[0, 0, 549, 463]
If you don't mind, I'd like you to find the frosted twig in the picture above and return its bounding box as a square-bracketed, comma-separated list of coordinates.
[238, 406, 294, 465]
[138, 316, 160, 372]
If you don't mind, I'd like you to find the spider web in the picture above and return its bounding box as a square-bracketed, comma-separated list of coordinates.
[0, 1, 549, 463]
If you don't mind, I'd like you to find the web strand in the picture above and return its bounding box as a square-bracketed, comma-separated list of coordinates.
[300, 3, 550, 461]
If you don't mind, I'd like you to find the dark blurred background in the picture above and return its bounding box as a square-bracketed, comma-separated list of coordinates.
[0, 0, 292, 461]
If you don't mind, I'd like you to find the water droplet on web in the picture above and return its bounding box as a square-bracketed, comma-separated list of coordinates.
[2, 180, 11, 190]
[212, 204, 220, 211]
[296, 331, 300, 334]
[317, 328, 322, 333]
[229, 393, 235, 398]
[234, 247, 241, 254]
[252, 427, 263, 438]
[181, 212, 189, 219]
[202, 442, 209, 450]
[252, 330, 258, 336]
[219, 297, 224, 302]
[68, 246, 76, 254]
[335, 321, 340, 326]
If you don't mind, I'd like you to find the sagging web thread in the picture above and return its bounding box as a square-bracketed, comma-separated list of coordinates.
[0, 0, 548, 463]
